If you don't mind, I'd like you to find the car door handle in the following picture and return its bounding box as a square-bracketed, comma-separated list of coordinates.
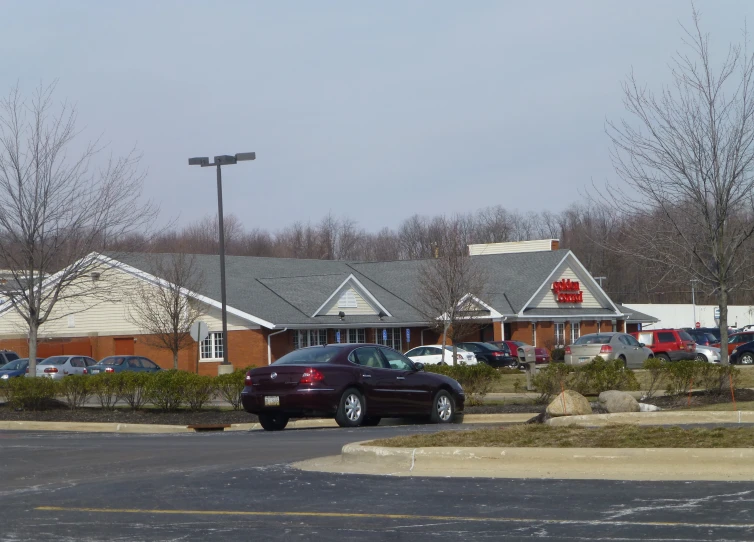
[396, 376, 405, 380]
[362, 374, 372, 378]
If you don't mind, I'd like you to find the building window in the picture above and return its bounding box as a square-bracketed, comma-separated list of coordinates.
[554, 323, 565, 347]
[571, 322, 581, 343]
[375, 328, 401, 351]
[200, 332, 224, 360]
[531, 323, 536, 347]
[293, 329, 328, 350]
[338, 290, 357, 308]
[336, 328, 365, 343]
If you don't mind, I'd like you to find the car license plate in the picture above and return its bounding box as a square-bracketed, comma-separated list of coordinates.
[264, 396, 280, 406]
[579, 357, 589, 362]
[91, 369, 99, 374]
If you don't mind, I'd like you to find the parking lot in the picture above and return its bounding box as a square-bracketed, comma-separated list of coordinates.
[2, 425, 754, 541]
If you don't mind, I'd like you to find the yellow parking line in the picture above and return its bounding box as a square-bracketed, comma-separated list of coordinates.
[33, 506, 754, 529]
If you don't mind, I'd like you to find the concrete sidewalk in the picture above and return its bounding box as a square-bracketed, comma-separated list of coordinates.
[0, 413, 536, 434]
[294, 440, 754, 481]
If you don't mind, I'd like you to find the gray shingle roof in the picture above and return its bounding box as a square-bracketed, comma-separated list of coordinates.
[616, 304, 659, 323]
[109, 250, 623, 328]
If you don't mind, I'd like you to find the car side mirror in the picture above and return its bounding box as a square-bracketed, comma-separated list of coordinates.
[640, 343, 645, 347]
[414, 362, 425, 372]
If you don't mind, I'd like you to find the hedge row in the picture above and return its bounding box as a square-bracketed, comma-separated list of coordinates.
[0, 368, 252, 411]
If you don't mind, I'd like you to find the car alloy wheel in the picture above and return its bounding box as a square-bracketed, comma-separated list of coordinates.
[694, 354, 707, 363]
[344, 393, 362, 421]
[431, 390, 454, 424]
[741, 353, 754, 365]
[335, 388, 366, 428]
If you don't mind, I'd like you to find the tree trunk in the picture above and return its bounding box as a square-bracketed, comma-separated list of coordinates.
[452, 344, 458, 367]
[173, 350, 179, 371]
[28, 322, 38, 378]
[719, 287, 730, 366]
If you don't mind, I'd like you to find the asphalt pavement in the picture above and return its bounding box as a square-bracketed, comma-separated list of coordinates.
[1, 424, 753, 541]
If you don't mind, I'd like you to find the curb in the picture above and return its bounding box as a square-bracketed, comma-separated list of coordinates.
[0, 413, 535, 434]
[547, 410, 754, 427]
[322, 440, 754, 480]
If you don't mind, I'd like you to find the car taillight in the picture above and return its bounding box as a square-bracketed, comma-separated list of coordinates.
[600, 345, 613, 354]
[300, 368, 324, 384]
[105, 367, 115, 373]
[565, 346, 571, 355]
[83, 368, 88, 375]
[244, 373, 253, 386]
[686, 343, 694, 351]
[491, 351, 503, 357]
[44, 367, 58, 373]
[25, 367, 29, 373]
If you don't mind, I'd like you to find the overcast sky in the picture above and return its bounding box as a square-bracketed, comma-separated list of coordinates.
[2, 1, 752, 232]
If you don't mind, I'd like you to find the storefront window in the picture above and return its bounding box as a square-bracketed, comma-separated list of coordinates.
[293, 329, 328, 350]
[374, 328, 401, 351]
[336, 329, 366, 344]
[554, 323, 565, 347]
[571, 322, 581, 343]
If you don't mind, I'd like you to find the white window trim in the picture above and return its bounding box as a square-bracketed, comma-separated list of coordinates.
[554, 323, 565, 348]
[200, 331, 225, 362]
[571, 322, 581, 343]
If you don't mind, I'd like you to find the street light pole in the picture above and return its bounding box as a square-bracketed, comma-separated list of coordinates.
[691, 279, 700, 326]
[189, 153, 256, 367]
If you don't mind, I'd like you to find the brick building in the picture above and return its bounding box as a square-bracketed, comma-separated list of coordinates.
[0, 241, 656, 373]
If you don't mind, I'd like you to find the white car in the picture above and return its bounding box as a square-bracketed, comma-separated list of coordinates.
[404, 345, 477, 366]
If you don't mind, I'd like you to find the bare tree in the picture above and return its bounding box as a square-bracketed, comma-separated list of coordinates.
[417, 224, 487, 365]
[0, 83, 155, 376]
[127, 253, 204, 370]
[597, 9, 754, 363]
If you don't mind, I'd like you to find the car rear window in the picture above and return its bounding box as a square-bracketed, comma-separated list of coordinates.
[678, 330, 693, 341]
[5, 352, 18, 361]
[101, 357, 126, 366]
[273, 346, 341, 365]
[574, 335, 612, 345]
[657, 332, 676, 343]
[40, 356, 67, 365]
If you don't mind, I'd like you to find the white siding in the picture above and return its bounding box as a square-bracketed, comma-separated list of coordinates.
[0, 266, 258, 338]
[529, 266, 603, 309]
[325, 287, 377, 316]
[624, 303, 754, 330]
[469, 240, 556, 255]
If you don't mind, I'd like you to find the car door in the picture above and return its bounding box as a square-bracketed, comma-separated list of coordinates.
[405, 347, 425, 363]
[127, 358, 144, 372]
[621, 334, 646, 368]
[655, 331, 680, 360]
[425, 347, 444, 365]
[140, 358, 161, 372]
[349, 346, 398, 416]
[69, 357, 86, 376]
[379, 347, 431, 414]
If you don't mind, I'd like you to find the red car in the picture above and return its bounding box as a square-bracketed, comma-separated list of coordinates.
[631, 329, 695, 362]
[242, 343, 465, 431]
[534, 347, 550, 364]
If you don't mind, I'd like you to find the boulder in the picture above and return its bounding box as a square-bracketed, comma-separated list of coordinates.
[546, 390, 592, 417]
[598, 390, 640, 413]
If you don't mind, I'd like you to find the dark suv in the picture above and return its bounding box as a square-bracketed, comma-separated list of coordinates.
[686, 329, 718, 346]
[0, 350, 19, 365]
[630, 329, 695, 362]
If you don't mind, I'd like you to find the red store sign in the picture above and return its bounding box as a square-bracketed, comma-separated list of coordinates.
[552, 279, 583, 303]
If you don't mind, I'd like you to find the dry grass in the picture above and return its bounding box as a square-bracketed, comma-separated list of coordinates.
[674, 401, 754, 411]
[369, 424, 754, 449]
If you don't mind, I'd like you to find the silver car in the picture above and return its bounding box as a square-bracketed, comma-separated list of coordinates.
[565, 332, 654, 369]
[29, 355, 97, 380]
[694, 344, 721, 363]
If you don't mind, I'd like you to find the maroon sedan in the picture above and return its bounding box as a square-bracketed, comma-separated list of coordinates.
[242, 343, 465, 431]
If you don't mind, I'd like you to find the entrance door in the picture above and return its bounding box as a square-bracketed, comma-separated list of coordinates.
[114, 338, 135, 356]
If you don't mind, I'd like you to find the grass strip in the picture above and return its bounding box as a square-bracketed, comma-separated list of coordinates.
[369, 424, 754, 449]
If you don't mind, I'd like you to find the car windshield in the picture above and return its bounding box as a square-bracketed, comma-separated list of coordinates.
[678, 330, 694, 341]
[574, 335, 612, 345]
[510, 341, 526, 346]
[100, 357, 125, 366]
[0, 359, 26, 371]
[480, 343, 503, 351]
[273, 346, 341, 365]
[40, 356, 67, 365]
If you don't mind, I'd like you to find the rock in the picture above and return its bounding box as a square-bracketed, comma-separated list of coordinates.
[546, 390, 592, 417]
[639, 403, 662, 412]
[598, 390, 640, 413]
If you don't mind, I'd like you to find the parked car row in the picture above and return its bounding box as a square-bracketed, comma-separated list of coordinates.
[404, 340, 546, 370]
[0, 353, 161, 380]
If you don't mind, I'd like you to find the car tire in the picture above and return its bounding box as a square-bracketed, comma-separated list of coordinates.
[618, 355, 627, 369]
[335, 388, 365, 428]
[657, 353, 671, 363]
[741, 353, 754, 365]
[694, 353, 708, 363]
[362, 416, 381, 427]
[430, 390, 455, 424]
[258, 413, 289, 431]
